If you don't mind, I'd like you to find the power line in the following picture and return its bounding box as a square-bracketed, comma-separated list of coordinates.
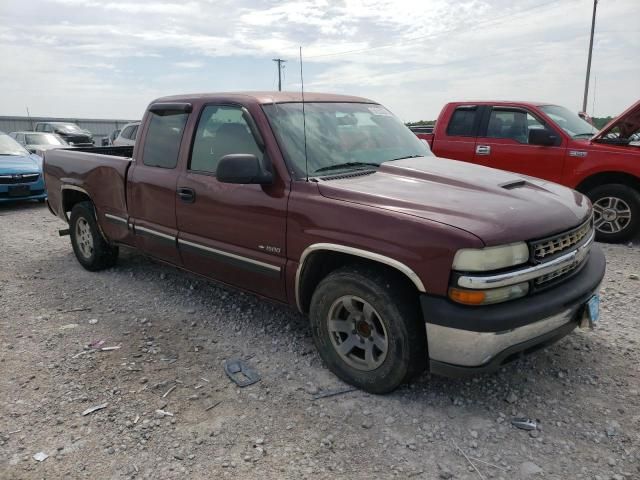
[272, 58, 286, 91]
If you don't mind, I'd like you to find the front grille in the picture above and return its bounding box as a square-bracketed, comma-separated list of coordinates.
[0, 173, 40, 185]
[531, 217, 593, 262]
[534, 263, 578, 286]
[0, 188, 44, 198]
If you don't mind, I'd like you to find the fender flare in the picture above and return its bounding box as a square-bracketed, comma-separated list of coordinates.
[295, 243, 426, 312]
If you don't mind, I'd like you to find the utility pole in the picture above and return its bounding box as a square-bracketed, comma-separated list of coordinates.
[272, 58, 286, 91]
[582, 0, 598, 113]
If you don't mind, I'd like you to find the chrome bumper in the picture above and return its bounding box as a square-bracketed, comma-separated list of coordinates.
[426, 307, 578, 367]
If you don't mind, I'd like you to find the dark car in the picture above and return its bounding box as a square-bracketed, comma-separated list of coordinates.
[34, 122, 94, 146]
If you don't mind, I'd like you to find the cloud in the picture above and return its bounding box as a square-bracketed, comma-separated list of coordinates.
[0, 0, 637, 120]
[173, 61, 205, 69]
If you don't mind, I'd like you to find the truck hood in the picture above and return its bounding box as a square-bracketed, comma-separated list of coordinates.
[317, 157, 591, 246]
[592, 99, 640, 144]
[0, 154, 42, 174]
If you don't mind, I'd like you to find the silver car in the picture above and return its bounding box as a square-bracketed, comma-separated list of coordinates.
[9, 131, 69, 154]
[113, 122, 140, 146]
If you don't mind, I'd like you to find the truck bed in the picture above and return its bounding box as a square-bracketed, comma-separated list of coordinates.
[44, 146, 133, 223]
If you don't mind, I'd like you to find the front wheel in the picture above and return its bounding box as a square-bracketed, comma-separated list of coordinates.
[309, 266, 427, 394]
[70, 201, 119, 271]
[588, 184, 640, 243]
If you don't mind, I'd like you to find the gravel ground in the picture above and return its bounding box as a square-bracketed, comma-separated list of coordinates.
[1, 202, 639, 480]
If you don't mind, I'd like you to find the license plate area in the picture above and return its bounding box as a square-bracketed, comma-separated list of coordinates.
[580, 294, 600, 329]
[8, 185, 30, 197]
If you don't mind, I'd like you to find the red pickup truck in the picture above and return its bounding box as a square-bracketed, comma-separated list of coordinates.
[44, 92, 605, 393]
[418, 100, 640, 242]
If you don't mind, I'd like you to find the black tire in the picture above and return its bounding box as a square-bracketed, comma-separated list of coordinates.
[69, 201, 119, 271]
[309, 265, 427, 394]
[587, 184, 640, 243]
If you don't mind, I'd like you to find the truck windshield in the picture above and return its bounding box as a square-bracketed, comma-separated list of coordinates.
[54, 123, 83, 133]
[0, 134, 29, 156]
[539, 105, 596, 138]
[263, 102, 431, 177]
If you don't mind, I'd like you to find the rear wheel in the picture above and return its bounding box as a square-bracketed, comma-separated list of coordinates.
[309, 266, 426, 394]
[70, 201, 119, 271]
[588, 184, 640, 243]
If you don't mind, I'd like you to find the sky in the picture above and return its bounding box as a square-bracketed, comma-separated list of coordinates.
[0, 0, 638, 122]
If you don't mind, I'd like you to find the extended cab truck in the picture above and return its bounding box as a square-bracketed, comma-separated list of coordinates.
[44, 92, 605, 393]
[421, 100, 640, 243]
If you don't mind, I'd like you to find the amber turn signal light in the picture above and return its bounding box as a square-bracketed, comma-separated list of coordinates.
[448, 287, 487, 305]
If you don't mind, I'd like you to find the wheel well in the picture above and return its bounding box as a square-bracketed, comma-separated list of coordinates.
[297, 250, 421, 314]
[575, 171, 640, 194]
[62, 189, 92, 219]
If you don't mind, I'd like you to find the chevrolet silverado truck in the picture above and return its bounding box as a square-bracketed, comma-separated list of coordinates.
[44, 92, 605, 393]
[419, 100, 640, 243]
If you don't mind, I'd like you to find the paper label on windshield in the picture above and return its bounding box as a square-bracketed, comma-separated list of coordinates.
[368, 106, 392, 116]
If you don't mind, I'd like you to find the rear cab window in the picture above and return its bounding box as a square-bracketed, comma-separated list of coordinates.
[446, 106, 478, 137]
[142, 112, 189, 169]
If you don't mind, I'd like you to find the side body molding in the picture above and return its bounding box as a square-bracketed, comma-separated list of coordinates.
[295, 243, 426, 311]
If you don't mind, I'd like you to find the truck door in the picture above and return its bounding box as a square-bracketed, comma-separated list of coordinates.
[175, 104, 288, 302]
[127, 104, 191, 266]
[473, 106, 566, 182]
[431, 105, 480, 162]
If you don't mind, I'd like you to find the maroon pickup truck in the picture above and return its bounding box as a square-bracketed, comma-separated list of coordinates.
[44, 92, 605, 393]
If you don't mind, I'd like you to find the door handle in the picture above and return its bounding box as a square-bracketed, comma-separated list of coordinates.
[177, 187, 195, 203]
[476, 145, 491, 155]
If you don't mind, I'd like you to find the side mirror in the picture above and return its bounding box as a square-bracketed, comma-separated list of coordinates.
[216, 154, 273, 185]
[529, 129, 558, 146]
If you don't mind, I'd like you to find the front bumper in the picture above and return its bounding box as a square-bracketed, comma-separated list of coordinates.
[422, 244, 605, 377]
[0, 181, 47, 203]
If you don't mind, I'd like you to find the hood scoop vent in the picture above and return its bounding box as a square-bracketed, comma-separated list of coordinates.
[500, 180, 528, 190]
[318, 170, 376, 181]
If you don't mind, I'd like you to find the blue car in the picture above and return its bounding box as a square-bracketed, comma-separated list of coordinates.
[0, 133, 47, 203]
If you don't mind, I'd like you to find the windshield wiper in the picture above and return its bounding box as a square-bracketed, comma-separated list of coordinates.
[573, 133, 594, 138]
[314, 161, 380, 173]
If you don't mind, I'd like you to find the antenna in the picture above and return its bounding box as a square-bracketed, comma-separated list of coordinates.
[299, 46, 309, 182]
[26, 106, 33, 130]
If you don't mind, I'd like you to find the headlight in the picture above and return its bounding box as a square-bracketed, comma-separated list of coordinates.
[449, 282, 529, 305]
[452, 242, 529, 272]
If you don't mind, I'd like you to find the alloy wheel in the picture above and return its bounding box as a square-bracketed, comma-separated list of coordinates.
[326, 295, 388, 371]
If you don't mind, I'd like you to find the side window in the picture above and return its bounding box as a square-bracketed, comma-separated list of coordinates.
[35, 124, 43, 132]
[487, 109, 545, 144]
[142, 112, 189, 169]
[446, 107, 477, 137]
[17, 133, 24, 143]
[120, 126, 134, 139]
[131, 125, 139, 140]
[190, 105, 262, 174]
